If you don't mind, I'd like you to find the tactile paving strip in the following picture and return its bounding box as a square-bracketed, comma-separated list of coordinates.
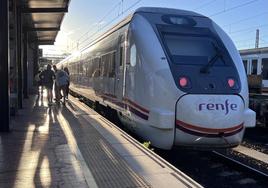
[61, 106, 151, 188]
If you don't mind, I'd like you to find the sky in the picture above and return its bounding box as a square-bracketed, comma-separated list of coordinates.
[41, 0, 268, 56]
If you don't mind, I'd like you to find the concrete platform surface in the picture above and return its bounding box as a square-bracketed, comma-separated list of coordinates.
[0, 93, 202, 188]
[233, 145, 268, 164]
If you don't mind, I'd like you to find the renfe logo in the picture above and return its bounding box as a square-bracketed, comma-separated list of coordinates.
[198, 99, 237, 115]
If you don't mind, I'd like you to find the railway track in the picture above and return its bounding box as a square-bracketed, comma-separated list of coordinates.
[242, 127, 268, 155]
[212, 150, 268, 179]
[155, 147, 268, 188]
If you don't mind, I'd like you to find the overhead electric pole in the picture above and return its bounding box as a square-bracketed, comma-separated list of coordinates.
[255, 29, 259, 48]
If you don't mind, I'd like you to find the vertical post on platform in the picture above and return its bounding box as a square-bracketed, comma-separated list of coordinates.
[17, 6, 23, 107]
[23, 31, 28, 98]
[0, 0, 10, 131]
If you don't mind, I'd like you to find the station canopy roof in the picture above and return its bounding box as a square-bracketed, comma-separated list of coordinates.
[20, 0, 70, 45]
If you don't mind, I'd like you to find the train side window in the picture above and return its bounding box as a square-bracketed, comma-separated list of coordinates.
[92, 58, 100, 77]
[130, 44, 137, 67]
[83, 61, 87, 76]
[105, 55, 109, 77]
[262, 58, 268, 79]
[74, 62, 77, 75]
[79, 62, 83, 76]
[87, 60, 93, 77]
[120, 46, 124, 67]
[100, 56, 104, 77]
[242, 60, 248, 74]
[109, 52, 116, 77]
[101, 54, 110, 77]
[251, 59, 258, 75]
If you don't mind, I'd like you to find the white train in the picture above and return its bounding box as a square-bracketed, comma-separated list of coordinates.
[58, 7, 256, 149]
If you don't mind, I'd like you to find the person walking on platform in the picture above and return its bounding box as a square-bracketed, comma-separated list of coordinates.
[56, 68, 69, 105]
[63, 67, 70, 100]
[53, 65, 61, 102]
[35, 70, 43, 95]
[39, 64, 55, 105]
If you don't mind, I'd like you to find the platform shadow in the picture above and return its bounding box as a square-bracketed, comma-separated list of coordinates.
[60, 102, 151, 187]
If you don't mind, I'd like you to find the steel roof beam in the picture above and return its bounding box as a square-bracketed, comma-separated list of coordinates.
[22, 7, 68, 13]
[26, 27, 60, 32]
[37, 40, 55, 45]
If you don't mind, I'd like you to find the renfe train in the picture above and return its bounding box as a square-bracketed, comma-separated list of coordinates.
[58, 7, 256, 149]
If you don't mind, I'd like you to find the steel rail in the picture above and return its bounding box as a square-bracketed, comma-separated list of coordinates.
[212, 150, 268, 179]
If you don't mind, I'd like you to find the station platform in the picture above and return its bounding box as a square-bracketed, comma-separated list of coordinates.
[0, 92, 202, 188]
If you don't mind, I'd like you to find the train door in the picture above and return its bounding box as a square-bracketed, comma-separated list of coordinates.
[115, 34, 127, 101]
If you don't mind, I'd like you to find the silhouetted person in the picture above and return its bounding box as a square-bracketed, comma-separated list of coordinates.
[53, 65, 61, 102]
[40, 64, 55, 105]
[56, 68, 69, 105]
[63, 67, 70, 100]
[35, 70, 43, 95]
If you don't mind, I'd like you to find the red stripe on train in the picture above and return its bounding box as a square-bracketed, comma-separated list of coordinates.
[176, 119, 244, 134]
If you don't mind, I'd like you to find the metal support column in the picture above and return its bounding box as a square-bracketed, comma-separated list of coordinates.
[23, 31, 28, 98]
[0, 0, 10, 131]
[10, 0, 18, 116]
[33, 44, 39, 75]
[16, 7, 23, 107]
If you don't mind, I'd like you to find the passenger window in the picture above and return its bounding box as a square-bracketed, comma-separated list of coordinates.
[130, 44, 137, 67]
[251, 59, 258, 75]
[262, 58, 268, 79]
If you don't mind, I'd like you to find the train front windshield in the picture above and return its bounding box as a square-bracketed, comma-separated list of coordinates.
[157, 24, 241, 94]
[162, 34, 225, 67]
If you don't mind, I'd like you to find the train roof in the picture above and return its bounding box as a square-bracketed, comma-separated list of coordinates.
[83, 7, 206, 51]
[135, 7, 206, 17]
[59, 7, 207, 65]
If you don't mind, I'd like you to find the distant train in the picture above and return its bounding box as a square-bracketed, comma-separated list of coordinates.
[58, 7, 256, 149]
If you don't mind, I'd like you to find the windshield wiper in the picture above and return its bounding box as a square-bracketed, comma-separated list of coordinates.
[200, 42, 225, 74]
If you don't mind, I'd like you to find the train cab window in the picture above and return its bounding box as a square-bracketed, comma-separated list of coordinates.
[130, 44, 137, 67]
[251, 59, 258, 75]
[262, 58, 268, 79]
[162, 34, 225, 66]
[243, 60, 248, 74]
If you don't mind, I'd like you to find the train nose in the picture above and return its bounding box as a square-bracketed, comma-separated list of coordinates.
[175, 95, 245, 148]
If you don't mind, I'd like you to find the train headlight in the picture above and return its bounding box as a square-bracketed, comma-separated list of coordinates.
[179, 77, 190, 88]
[227, 78, 236, 88]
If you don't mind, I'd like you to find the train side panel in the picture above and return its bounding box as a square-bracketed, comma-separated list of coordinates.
[121, 14, 180, 149]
